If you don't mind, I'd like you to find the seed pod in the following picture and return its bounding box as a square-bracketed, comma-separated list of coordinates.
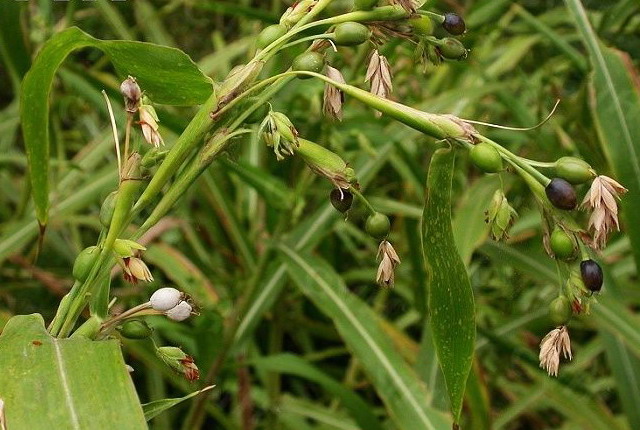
[256, 24, 288, 49]
[470, 143, 502, 173]
[550, 229, 576, 260]
[99, 191, 118, 228]
[150, 287, 184, 311]
[334, 22, 370, 46]
[549, 296, 572, 326]
[442, 13, 466, 35]
[326, 0, 354, 15]
[545, 178, 577, 210]
[555, 156, 595, 185]
[437, 38, 467, 60]
[73, 246, 99, 282]
[354, 0, 377, 10]
[365, 212, 390, 239]
[330, 188, 353, 213]
[296, 139, 357, 189]
[119, 320, 153, 339]
[580, 259, 603, 292]
[292, 52, 325, 79]
[410, 16, 434, 36]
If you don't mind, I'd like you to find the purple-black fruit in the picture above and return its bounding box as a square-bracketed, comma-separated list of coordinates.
[442, 13, 466, 35]
[330, 189, 353, 213]
[545, 178, 577, 210]
[580, 259, 603, 292]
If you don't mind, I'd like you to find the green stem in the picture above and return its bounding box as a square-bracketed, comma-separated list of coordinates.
[349, 186, 376, 215]
[279, 33, 335, 50]
[479, 136, 551, 186]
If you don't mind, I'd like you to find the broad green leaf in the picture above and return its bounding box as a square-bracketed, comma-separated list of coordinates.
[251, 353, 383, 430]
[142, 386, 214, 421]
[0, 314, 146, 429]
[421, 148, 475, 422]
[279, 245, 450, 430]
[565, 0, 640, 270]
[20, 26, 212, 225]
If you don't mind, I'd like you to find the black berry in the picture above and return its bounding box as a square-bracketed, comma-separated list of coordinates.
[545, 178, 577, 210]
[330, 189, 353, 213]
[580, 259, 603, 292]
[442, 13, 466, 35]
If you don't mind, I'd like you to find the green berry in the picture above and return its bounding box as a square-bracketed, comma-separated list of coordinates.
[365, 212, 390, 239]
[438, 37, 467, 60]
[334, 22, 370, 46]
[555, 156, 595, 185]
[545, 178, 577, 210]
[73, 246, 99, 282]
[256, 24, 287, 50]
[549, 296, 572, 326]
[550, 229, 576, 260]
[470, 143, 503, 173]
[326, 0, 355, 16]
[442, 13, 466, 35]
[410, 16, 434, 36]
[292, 52, 325, 79]
[99, 191, 117, 228]
[118, 320, 153, 339]
[354, 0, 377, 10]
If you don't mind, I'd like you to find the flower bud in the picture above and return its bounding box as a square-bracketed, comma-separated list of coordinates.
[166, 301, 193, 321]
[113, 239, 146, 258]
[334, 22, 370, 46]
[261, 111, 300, 160]
[150, 287, 183, 311]
[365, 212, 390, 240]
[410, 16, 434, 36]
[295, 139, 357, 189]
[73, 246, 99, 282]
[156, 346, 200, 381]
[120, 76, 141, 113]
[99, 191, 118, 227]
[485, 190, 517, 241]
[256, 24, 287, 49]
[554, 157, 595, 185]
[118, 320, 153, 339]
[280, 0, 317, 28]
[549, 296, 572, 326]
[470, 142, 502, 173]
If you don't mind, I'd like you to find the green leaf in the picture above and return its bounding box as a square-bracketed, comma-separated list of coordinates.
[251, 353, 383, 430]
[142, 386, 214, 421]
[279, 245, 450, 430]
[421, 148, 475, 422]
[20, 27, 212, 225]
[0, 314, 146, 429]
[565, 0, 640, 270]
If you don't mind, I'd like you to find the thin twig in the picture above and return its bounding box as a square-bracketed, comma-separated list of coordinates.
[124, 113, 133, 163]
[463, 99, 561, 131]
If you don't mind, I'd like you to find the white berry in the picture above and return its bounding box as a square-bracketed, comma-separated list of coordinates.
[150, 287, 183, 311]
[166, 301, 192, 321]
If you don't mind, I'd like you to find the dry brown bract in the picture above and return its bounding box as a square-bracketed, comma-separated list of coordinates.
[539, 326, 572, 377]
[581, 175, 627, 249]
[139, 105, 164, 147]
[376, 240, 401, 286]
[365, 50, 393, 117]
[391, 0, 417, 13]
[323, 66, 346, 120]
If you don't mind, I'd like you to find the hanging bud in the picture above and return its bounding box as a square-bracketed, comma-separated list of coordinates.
[548, 296, 572, 326]
[376, 240, 401, 286]
[156, 346, 200, 381]
[166, 301, 193, 321]
[120, 76, 141, 113]
[260, 111, 300, 160]
[295, 139, 357, 189]
[554, 157, 595, 185]
[323, 66, 346, 120]
[150, 287, 184, 311]
[539, 326, 572, 377]
[485, 190, 517, 241]
[280, 0, 317, 28]
[113, 239, 146, 258]
[138, 101, 164, 148]
[365, 212, 390, 240]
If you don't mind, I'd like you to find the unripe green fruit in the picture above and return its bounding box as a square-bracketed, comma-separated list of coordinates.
[550, 229, 576, 260]
[549, 296, 572, 326]
[244, 98, 270, 124]
[73, 246, 99, 282]
[438, 37, 467, 60]
[326, 0, 354, 16]
[365, 212, 390, 239]
[256, 24, 287, 49]
[410, 16, 434, 36]
[119, 320, 153, 339]
[99, 191, 117, 227]
[555, 156, 595, 185]
[354, 0, 377, 10]
[470, 143, 503, 173]
[292, 52, 325, 79]
[334, 22, 370, 46]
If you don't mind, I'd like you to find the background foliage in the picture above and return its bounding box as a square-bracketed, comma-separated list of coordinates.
[1, 0, 639, 429]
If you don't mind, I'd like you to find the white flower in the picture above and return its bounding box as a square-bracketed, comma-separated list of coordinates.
[376, 240, 401, 286]
[150, 287, 183, 311]
[581, 175, 627, 249]
[166, 301, 193, 321]
[123, 257, 153, 283]
[539, 326, 572, 377]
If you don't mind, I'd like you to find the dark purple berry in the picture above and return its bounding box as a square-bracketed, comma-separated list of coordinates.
[442, 13, 466, 35]
[580, 259, 603, 292]
[330, 189, 353, 213]
[545, 178, 577, 210]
